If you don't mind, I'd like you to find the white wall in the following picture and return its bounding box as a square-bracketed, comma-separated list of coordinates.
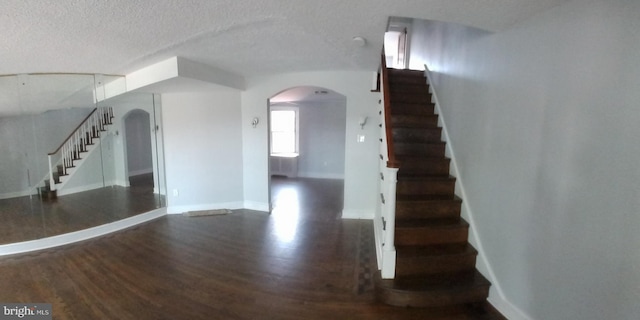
[241, 71, 379, 217]
[290, 99, 346, 179]
[0, 116, 32, 196]
[162, 91, 244, 213]
[0, 108, 93, 197]
[409, 0, 640, 319]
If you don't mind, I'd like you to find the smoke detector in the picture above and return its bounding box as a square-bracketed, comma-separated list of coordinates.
[352, 36, 367, 47]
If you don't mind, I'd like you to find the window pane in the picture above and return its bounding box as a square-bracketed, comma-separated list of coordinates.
[272, 132, 295, 153]
[270, 109, 297, 154]
[271, 110, 295, 132]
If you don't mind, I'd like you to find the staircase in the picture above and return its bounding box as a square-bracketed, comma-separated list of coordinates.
[39, 107, 114, 200]
[375, 69, 504, 318]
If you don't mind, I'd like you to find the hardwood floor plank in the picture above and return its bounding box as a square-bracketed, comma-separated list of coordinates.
[0, 173, 163, 245]
[0, 178, 500, 319]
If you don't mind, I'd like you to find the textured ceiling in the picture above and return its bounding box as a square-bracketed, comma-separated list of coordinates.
[0, 0, 569, 77]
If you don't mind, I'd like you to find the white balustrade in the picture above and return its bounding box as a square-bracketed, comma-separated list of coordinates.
[47, 107, 113, 191]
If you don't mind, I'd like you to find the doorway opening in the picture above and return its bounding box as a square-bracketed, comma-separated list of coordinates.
[267, 86, 347, 220]
[385, 17, 412, 69]
[123, 109, 154, 189]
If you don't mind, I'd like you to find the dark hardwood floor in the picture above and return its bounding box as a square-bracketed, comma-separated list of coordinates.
[0, 177, 502, 319]
[0, 173, 164, 245]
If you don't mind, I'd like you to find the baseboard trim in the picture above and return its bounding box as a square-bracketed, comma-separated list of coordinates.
[0, 190, 34, 200]
[489, 295, 534, 320]
[296, 172, 345, 180]
[167, 202, 246, 214]
[341, 209, 374, 219]
[373, 214, 383, 270]
[243, 201, 270, 212]
[128, 168, 153, 177]
[57, 182, 105, 196]
[0, 208, 166, 256]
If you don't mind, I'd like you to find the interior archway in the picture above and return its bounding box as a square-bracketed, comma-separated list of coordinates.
[267, 86, 347, 222]
[123, 109, 154, 188]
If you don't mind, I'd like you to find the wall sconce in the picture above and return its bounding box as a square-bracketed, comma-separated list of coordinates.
[251, 117, 260, 128]
[358, 116, 368, 129]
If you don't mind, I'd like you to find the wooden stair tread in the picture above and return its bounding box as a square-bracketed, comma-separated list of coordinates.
[395, 243, 479, 278]
[395, 154, 450, 162]
[378, 270, 489, 291]
[396, 243, 476, 257]
[396, 194, 459, 201]
[390, 114, 439, 128]
[388, 69, 425, 76]
[390, 102, 435, 109]
[397, 174, 453, 182]
[375, 270, 491, 307]
[397, 174, 454, 181]
[392, 128, 442, 144]
[397, 157, 451, 169]
[395, 141, 446, 146]
[396, 218, 468, 229]
[394, 141, 446, 157]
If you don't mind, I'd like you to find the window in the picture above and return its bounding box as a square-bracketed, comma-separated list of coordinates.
[270, 108, 298, 155]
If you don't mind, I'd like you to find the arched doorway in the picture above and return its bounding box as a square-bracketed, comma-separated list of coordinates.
[267, 86, 347, 221]
[123, 109, 154, 188]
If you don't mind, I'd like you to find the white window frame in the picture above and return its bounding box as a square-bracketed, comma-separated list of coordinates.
[269, 106, 299, 156]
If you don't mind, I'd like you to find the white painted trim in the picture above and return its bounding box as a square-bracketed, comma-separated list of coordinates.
[128, 168, 153, 177]
[0, 208, 166, 256]
[126, 57, 179, 92]
[341, 209, 373, 219]
[243, 201, 270, 212]
[373, 214, 383, 270]
[296, 172, 344, 180]
[489, 295, 533, 320]
[56, 182, 105, 197]
[167, 202, 245, 214]
[113, 179, 130, 187]
[0, 190, 34, 200]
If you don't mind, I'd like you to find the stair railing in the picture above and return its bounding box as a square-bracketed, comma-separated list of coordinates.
[377, 48, 399, 279]
[47, 106, 113, 191]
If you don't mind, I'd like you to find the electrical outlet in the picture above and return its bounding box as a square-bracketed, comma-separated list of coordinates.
[172, 189, 179, 197]
[357, 134, 365, 143]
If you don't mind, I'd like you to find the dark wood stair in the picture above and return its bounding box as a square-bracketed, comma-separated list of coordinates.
[376, 68, 504, 318]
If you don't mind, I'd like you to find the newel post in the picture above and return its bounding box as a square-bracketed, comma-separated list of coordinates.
[48, 155, 56, 191]
[381, 167, 398, 279]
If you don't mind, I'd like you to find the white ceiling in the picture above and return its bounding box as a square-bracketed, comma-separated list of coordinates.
[0, 0, 569, 78]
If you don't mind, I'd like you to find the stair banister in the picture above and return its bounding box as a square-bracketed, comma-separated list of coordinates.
[377, 48, 398, 279]
[381, 52, 398, 168]
[48, 108, 98, 156]
[46, 107, 112, 191]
